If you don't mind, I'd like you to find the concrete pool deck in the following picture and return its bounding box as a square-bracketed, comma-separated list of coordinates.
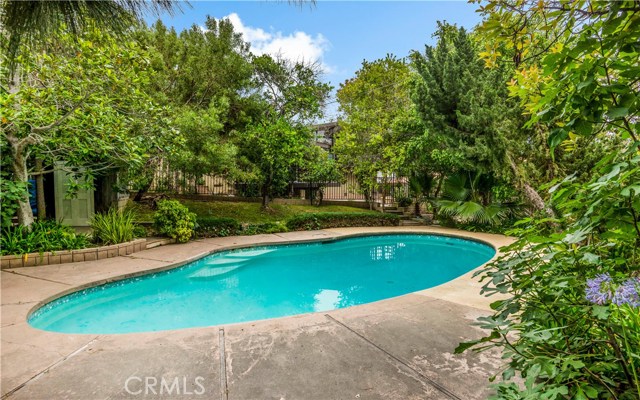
[1, 226, 514, 399]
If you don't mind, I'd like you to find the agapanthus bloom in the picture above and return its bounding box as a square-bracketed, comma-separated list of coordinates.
[611, 277, 640, 307]
[586, 273, 640, 307]
[585, 273, 614, 305]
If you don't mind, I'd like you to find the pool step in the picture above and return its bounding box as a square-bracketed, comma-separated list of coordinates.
[189, 264, 244, 279]
[205, 257, 250, 265]
[225, 249, 274, 258]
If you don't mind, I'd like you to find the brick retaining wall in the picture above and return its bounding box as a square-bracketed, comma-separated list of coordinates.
[0, 239, 147, 269]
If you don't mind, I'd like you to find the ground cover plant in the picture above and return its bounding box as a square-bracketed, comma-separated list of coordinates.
[195, 216, 242, 237]
[0, 220, 91, 255]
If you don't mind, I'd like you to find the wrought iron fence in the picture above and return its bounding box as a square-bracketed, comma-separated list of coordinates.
[148, 161, 408, 204]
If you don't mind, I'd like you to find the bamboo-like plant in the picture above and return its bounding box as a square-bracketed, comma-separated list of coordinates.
[89, 207, 139, 245]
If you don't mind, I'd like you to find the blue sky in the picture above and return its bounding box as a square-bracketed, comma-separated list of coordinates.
[149, 1, 482, 119]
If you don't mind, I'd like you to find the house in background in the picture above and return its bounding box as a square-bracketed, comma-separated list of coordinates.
[311, 121, 339, 154]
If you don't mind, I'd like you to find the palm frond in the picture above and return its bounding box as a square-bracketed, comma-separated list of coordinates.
[443, 173, 470, 201]
[1, 0, 184, 73]
[438, 199, 511, 226]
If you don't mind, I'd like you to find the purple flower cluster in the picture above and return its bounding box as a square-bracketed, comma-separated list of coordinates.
[585, 273, 614, 305]
[586, 273, 640, 307]
[612, 277, 640, 307]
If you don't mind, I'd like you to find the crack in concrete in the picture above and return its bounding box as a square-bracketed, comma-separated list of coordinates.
[192, 240, 224, 246]
[1, 301, 36, 306]
[2, 270, 70, 286]
[219, 328, 228, 400]
[324, 314, 463, 400]
[122, 255, 174, 263]
[1, 336, 98, 399]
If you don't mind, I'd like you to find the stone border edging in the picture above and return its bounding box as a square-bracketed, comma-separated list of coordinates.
[0, 238, 147, 269]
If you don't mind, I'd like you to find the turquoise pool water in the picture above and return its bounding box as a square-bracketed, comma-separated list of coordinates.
[28, 234, 495, 334]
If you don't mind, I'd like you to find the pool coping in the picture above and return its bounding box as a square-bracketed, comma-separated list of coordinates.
[1, 226, 515, 398]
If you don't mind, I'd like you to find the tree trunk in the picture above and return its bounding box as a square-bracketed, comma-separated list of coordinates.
[522, 182, 556, 217]
[432, 174, 445, 220]
[507, 155, 556, 217]
[11, 146, 35, 227]
[433, 174, 444, 198]
[364, 190, 372, 210]
[35, 159, 46, 220]
[133, 178, 153, 202]
[261, 181, 270, 209]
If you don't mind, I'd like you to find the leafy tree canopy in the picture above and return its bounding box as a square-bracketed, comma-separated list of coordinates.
[334, 55, 413, 204]
[1, 26, 178, 226]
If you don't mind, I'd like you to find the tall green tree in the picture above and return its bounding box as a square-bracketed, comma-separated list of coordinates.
[128, 17, 256, 198]
[146, 18, 254, 117]
[169, 101, 237, 190]
[299, 145, 342, 205]
[251, 55, 331, 123]
[1, 27, 175, 227]
[236, 55, 331, 208]
[236, 119, 310, 208]
[410, 22, 553, 216]
[334, 55, 413, 209]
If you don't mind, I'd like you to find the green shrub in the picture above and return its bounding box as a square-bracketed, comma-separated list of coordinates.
[243, 221, 288, 235]
[458, 153, 640, 399]
[195, 216, 242, 238]
[132, 224, 148, 238]
[0, 220, 91, 255]
[90, 208, 140, 245]
[153, 200, 196, 243]
[396, 196, 413, 208]
[286, 212, 400, 231]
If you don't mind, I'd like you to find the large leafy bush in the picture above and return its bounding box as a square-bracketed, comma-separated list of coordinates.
[459, 152, 640, 399]
[458, 3, 640, 398]
[153, 200, 196, 243]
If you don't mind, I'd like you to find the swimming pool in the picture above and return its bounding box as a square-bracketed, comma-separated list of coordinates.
[28, 234, 495, 334]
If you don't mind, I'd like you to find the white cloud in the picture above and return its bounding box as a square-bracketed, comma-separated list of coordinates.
[222, 13, 333, 73]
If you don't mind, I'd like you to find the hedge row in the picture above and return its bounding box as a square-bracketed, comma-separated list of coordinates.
[195, 217, 288, 237]
[286, 212, 401, 231]
[243, 222, 288, 235]
[195, 212, 400, 237]
[195, 217, 242, 237]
